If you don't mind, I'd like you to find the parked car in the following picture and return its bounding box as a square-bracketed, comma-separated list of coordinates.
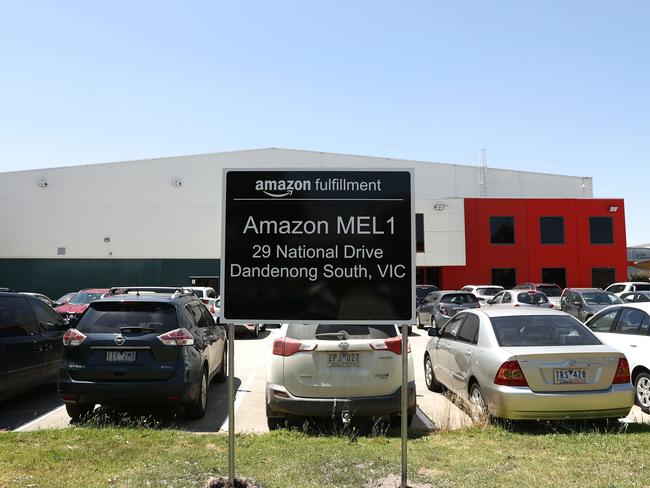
[20, 292, 54, 307]
[620, 291, 650, 303]
[423, 308, 634, 420]
[416, 285, 440, 308]
[487, 290, 553, 308]
[54, 288, 110, 322]
[513, 283, 563, 307]
[266, 323, 415, 429]
[560, 288, 623, 322]
[460, 285, 504, 306]
[605, 282, 650, 297]
[187, 287, 220, 323]
[416, 291, 480, 329]
[58, 288, 227, 420]
[585, 303, 650, 413]
[53, 292, 77, 308]
[1, 291, 67, 402]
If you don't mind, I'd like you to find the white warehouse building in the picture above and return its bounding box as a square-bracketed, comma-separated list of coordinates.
[0, 148, 605, 298]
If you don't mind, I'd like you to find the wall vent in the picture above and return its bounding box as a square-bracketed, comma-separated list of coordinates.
[57, 247, 66, 256]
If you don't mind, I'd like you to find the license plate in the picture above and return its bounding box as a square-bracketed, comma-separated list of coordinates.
[553, 368, 587, 384]
[327, 352, 360, 368]
[106, 351, 137, 363]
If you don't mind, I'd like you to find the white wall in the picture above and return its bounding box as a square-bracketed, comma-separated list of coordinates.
[0, 148, 593, 264]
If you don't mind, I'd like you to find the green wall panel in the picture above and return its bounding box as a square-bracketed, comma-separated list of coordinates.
[0, 259, 220, 299]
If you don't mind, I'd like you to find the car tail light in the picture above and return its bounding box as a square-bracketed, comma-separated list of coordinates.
[613, 357, 631, 384]
[62, 329, 86, 346]
[371, 337, 411, 354]
[494, 360, 528, 387]
[158, 328, 195, 346]
[272, 337, 317, 356]
[439, 305, 449, 316]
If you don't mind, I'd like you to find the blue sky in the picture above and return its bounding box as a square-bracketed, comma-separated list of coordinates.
[1, 1, 648, 244]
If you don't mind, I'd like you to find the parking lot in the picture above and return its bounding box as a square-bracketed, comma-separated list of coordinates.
[3, 326, 648, 433]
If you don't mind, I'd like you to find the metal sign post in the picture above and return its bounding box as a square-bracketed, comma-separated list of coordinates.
[227, 322, 235, 485]
[401, 324, 408, 488]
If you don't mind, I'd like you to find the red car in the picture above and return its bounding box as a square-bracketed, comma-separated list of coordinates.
[55, 288, 109, 321]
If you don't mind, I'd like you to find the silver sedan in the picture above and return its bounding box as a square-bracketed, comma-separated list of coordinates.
[423, 308, 634, 420]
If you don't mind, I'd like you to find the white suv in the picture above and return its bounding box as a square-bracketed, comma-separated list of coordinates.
[266, 324, 416, 429]
[605, 282, 650, 297]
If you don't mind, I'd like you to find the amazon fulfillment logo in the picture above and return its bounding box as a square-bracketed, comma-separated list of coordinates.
[255, 179, 311, 198]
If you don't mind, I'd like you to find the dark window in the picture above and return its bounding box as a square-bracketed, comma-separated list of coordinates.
[441, 316, 464, 340]
[492, 268, 516, 289]
[517, 292, 548, 305]
[416, 214, 425, 252]
[491, 315, 600, 347]
[490, 217, 515, 244]
[607, 284, 626, 294]
[30, 299, 65, 331]
[537, 283, 563, 297]
[540, 217, 564, 244]
[615, 308, 648, 335]
[582, 292, 622, 305]
[592, 268, 616, 289]
[439, 293, 478, 304]
[416, 267, 440, 287]
[636, 284, 650, 291]
[76, 302, 178, 333]
[588, 309, 619, 332]
[457, 314, 480, 344]
[193, 303, 213, 328]
[0, 296, 38, 337]
[590, 217, 614, 244]
[541, 269, 566, 290]
[287, 324, 397, 340]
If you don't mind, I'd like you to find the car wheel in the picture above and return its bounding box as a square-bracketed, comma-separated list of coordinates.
[186, 368, 209, 419]
[416, 314, 423, 329]
[65, 403, 95, 422]
[469, 382, 489, 420]
[250, 324, 259, 339]
[635, 372, 650, 413]
[213, 346, 227, 384]
[424, 355, 443, 392]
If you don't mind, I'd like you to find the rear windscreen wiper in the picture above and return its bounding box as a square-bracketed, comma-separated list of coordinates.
[119, 326, 157, 333]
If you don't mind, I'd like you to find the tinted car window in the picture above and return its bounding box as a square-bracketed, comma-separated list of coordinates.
[194, 303, 214, 327]
[30, 299, 65, 330]
[621, 293, 636, 302]
[440, 293, 478, 304]
[76, 302, 178, 333]
[607, 285, 626, 294]
[476, 287, 501, 296]
[441, 317, 464, 339]
[457, 314, 480, 344]
[582, 292, 622, 305]
[0, 296, 38, 337]
[517, 292, 549, 305]
[491, 315, 601, 347]
[588, 309, 619, 332]
[636, 284, 650, 291]
[615, 308, 648, 335]
[537, 285, 562, 297]
[287, 324, 397, 340]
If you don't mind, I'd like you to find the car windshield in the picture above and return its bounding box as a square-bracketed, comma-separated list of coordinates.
[491, 315, 601, 347]
[287, 324, 397, 340]
[416, 286, 438, 298]
[69, 292, 105, 305]
[477, 287, 502, 296]
[581, 292, 623, 305]
[517, 292, 549, 304]
[441, 293, 478, 304]
[76, 301, 178, 333]
[537, 285, 562, 297]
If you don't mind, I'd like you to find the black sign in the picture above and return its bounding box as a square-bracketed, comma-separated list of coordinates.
[220, 169, 414, 323]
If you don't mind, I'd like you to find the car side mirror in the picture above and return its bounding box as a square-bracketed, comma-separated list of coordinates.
[428, 327, 440, 337]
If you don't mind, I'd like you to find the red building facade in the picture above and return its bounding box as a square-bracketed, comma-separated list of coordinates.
[423, 198, 628, 290]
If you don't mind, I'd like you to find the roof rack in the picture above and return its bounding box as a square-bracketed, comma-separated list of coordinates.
[107, 286, 195, 297]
